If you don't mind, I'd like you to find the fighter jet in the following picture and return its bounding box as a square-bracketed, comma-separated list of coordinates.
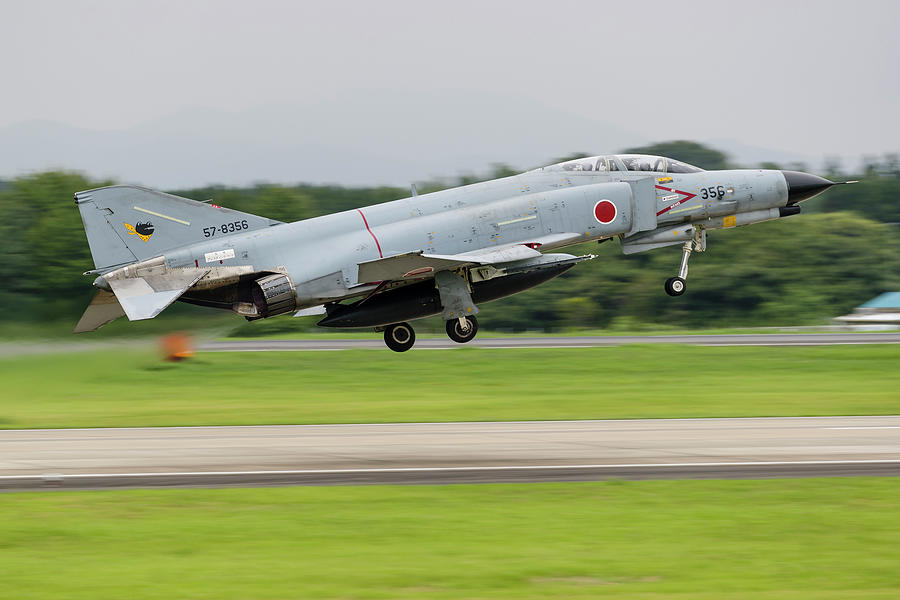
[73, 154, 846, 351]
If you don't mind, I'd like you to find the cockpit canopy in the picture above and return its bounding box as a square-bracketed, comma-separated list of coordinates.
[539, 154, 704, 175]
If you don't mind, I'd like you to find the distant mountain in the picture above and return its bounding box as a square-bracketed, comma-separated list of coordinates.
[0, 90, 645, 188]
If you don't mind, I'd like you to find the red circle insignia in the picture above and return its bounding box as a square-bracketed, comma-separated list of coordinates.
[593, 200, 617, 224]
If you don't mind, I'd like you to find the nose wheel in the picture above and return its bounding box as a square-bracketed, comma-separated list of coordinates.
[664, 277, 686, 296]
[383, 322, 416, 352]
[665, 229, 705, 297]
[446, 315, 478, 343]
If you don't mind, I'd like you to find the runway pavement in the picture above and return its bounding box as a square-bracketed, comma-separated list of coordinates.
[2, 416, 899, 491]
[200, 332, 900, 352]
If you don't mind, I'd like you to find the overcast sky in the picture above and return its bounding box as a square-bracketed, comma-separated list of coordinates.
[1, 0, 898, 186]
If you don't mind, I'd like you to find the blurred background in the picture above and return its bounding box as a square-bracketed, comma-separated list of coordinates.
[2, 4, 899, 599]
[0, 0, 897, 339]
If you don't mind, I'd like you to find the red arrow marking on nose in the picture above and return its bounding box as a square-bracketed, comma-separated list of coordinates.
[655, 185, 697, 216]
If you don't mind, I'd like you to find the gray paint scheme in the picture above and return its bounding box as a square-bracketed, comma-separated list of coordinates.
[72, 154, 817, 341]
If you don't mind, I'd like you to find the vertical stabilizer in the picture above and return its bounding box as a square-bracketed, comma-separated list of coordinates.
[74, 185, 281, 271]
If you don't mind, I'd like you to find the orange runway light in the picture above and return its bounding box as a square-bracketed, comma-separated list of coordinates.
[160, 332, 194, 361]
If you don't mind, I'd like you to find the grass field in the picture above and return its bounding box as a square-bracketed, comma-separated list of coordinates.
[0, 344, 897, 429]
[2, 479, 899, 599]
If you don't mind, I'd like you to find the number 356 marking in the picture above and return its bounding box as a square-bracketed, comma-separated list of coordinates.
[700, 186, 726, 200]
[203, 220, 249, 237]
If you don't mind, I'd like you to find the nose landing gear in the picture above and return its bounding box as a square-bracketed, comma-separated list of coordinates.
[664, 276, 686, 296]
[665, 229, 706, 297]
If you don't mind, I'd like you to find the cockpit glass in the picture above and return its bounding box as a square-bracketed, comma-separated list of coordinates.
[666, 159, 704, 173]
[619, 155, 665, 172]
[537, 154, 701, 174]
[560, 158, 597, 172]
[555, 156, 618, 172]
[617, 154, 703, 174]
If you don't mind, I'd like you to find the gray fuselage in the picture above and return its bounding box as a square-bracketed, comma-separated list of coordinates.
[164, 163, 789, 309]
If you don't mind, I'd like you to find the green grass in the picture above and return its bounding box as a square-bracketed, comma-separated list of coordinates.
[0, 345, 897, 429]
[0, 308, 236, 341]
[2, 479, 899, 599]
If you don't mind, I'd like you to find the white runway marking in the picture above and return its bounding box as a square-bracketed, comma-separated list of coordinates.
[6, 415, 900, 433]
[827, 426, 900, 430]
[2, 459, 899, 481]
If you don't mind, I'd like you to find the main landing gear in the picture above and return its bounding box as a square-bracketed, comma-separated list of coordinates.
[446, 315, 478, 344]
[665, 229, 706, 297]
[381, 315, 480, 352]
[382, 270, 483, 352]
[383, 322, 416, 352]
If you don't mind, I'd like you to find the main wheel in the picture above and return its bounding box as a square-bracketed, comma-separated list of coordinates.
[384, 322, 416, 352]
[446, 315, 478, 343]
[664, 277, 686, 297]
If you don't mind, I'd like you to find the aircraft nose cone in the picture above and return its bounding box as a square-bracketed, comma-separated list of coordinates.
[781, 170, 835, 204]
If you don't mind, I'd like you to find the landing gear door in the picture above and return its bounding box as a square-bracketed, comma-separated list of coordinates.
[626, 177, 658, 235]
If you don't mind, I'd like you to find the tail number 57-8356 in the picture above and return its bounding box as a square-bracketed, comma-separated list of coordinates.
[203, 220, 249, 237]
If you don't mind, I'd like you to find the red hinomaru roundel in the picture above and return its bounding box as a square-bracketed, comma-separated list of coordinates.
[593, 200, 617, 224]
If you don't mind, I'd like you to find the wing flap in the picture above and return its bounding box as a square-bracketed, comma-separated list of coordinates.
[455, 244, 542, 264]
[356, 244, 543, 284]
[357, 252, 469, 283]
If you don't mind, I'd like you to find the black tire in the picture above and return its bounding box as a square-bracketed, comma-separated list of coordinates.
[384, 322, 416, 352]
[446, 315, 478, 343]
[664, 277, 686, 297]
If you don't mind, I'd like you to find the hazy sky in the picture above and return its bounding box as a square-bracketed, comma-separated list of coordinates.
[1, 0, 898, 185]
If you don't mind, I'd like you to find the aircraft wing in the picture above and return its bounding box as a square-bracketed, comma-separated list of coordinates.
[106, 269, 209, 321]
[357, 244, 542, 283]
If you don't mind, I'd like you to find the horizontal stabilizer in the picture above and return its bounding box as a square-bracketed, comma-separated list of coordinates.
[73, 290, 126, 333]
[357, 244, 542, 283]
[107, 270, 209, 321]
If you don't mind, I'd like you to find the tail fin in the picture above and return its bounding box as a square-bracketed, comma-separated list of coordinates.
[74, 185, 282, 271]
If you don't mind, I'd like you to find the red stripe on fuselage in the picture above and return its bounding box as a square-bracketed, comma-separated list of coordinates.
[357, 209, 383, 258]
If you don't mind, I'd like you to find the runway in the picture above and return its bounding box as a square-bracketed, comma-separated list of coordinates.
[2, 416, 899, 491]
[200, 332, 900, 352]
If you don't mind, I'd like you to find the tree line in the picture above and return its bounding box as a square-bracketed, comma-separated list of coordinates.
[0, 141, 897, 334]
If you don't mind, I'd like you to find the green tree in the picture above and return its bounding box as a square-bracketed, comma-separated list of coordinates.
[2, 153, 898, 332]
[0, 172, 107, 319]
[622, 140, 730, 170]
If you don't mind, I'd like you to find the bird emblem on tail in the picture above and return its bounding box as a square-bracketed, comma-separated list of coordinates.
[124, 221, 155, 242]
